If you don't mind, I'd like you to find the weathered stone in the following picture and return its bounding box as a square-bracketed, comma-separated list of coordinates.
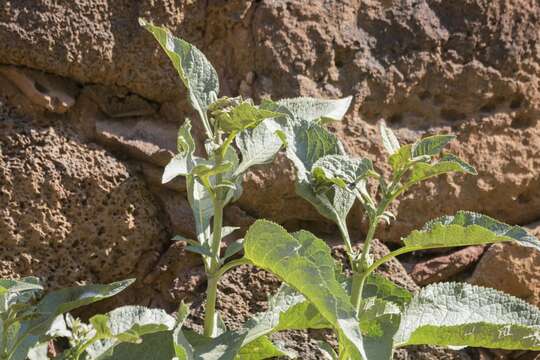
[411, 245, 485, 285]
[95, 117, 176, 166]
[0, 101, 168, 289]
[0, 65, 77, 113]
[470, 241, 540, 307]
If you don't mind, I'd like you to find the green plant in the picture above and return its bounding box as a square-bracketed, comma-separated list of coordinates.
[138, 18, 540, 360]
[0, 277, 133, 360]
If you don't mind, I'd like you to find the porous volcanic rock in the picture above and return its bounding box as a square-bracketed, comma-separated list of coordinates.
[2, 1, 540, 244]
[469, 223, 540, 307]
[0, 98, 168, 289]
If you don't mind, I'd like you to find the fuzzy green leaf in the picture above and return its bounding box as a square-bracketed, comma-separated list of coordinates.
[388, 144, 412, 172]
[395, 282, 540, 350]
[213, 101, 282, 133]
[236, 337, 294, 360]
[402, 211, 540, 252]
[187, 177, 214, 246]
[103, 331, 175, 360]
[234, 119, 284, 176]
[412, 134, 455, 157]
[243, 220, 366, 359]
[405, 154, 476, 186]
[360, 298, 401, 360]
[311, 155, 373, 189]
[140, 19, 218, 135]
[163, 119, 197, 184]
[379, 123, 400, 155]
[362, 274, 413, 310]
[276, 96, 352, 123]
[87, 306, 176, 359]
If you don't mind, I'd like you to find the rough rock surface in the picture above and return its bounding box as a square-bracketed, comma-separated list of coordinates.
[411, 245, 486, 285]
[2, 1, 540, 243]
[470, 223, 540, 307]
[0, 97, 168, 288]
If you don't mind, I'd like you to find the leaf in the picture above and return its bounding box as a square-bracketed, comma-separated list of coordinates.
[412, 134, 455, 157]
[163, 119, 198, 184]
[276, 96, 353, 123]
[211, 99, 282, 133]
[222, 240, 244, 263]
[185, 244, 213, 257]
[0, 277, 43, 313]
[405, 154, 476, 186]
[140, 19, 218, 135]
[236, 337, 294, 360]
[187, 177, 214, 246]
[87, 306, 176, 359]
[379, 122, 400, 155]
[395, 282, 540, 350]
[362, 274, 413, 310]
[318, 341, 338, 360]
[243, 220, 366, 359]
[283, 119, 344, 180]
[402, 211, 540, 252]
[234, 119, 284, 176]
[388, 144, 412, 172]
[103, 331, 175, 360]
[311, 154, 373, 189]
[10, 280, 134, 360]
[360, 298, 401, 360]
[28, 280, 135, 335]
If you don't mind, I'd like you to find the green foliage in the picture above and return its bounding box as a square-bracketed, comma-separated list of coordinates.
[0, 279, 133, 360]
[4, 17, 540, 360]
[243, 220, 367, 359]
[395, 282, 540, 350]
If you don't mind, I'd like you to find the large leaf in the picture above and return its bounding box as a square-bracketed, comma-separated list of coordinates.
[234, 119, 283, 176]
[140, 19, 218, 135]
[10, 280, 134, 360]
[86, 306, 176, 359]
[244, 220, 366, 359]
[401, 211, 540, 252]
[276, 96, 352, 123]
[395, 282, 540, 350]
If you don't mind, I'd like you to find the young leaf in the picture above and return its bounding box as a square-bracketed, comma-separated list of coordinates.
[395, 282, 540, 350]
[379, 122, 400, 155]
[234, 119, 284, 176]
[388, 144, 412, 172]
[140, 19, 218, 136]
[187, 177, 214, 246]
[210, 98, 282, 133]
[236, 336, 295, 360]
[405, 154, 476, 187]
[243, 220, 366, 359]
[162, 119, 198, 184]
[402, 211, 540, 252]
[276, 96, 353, 123]
[311, 154, 374, 189]
[411, 134, 455, 157]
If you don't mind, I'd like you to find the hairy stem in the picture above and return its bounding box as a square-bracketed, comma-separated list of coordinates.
[350, 216, 378, 312]
[203, 147, 225, 338]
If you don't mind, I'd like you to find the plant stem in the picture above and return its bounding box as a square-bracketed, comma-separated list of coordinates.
[203, 196, 223, 338]
[350, 216, 378, 312]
